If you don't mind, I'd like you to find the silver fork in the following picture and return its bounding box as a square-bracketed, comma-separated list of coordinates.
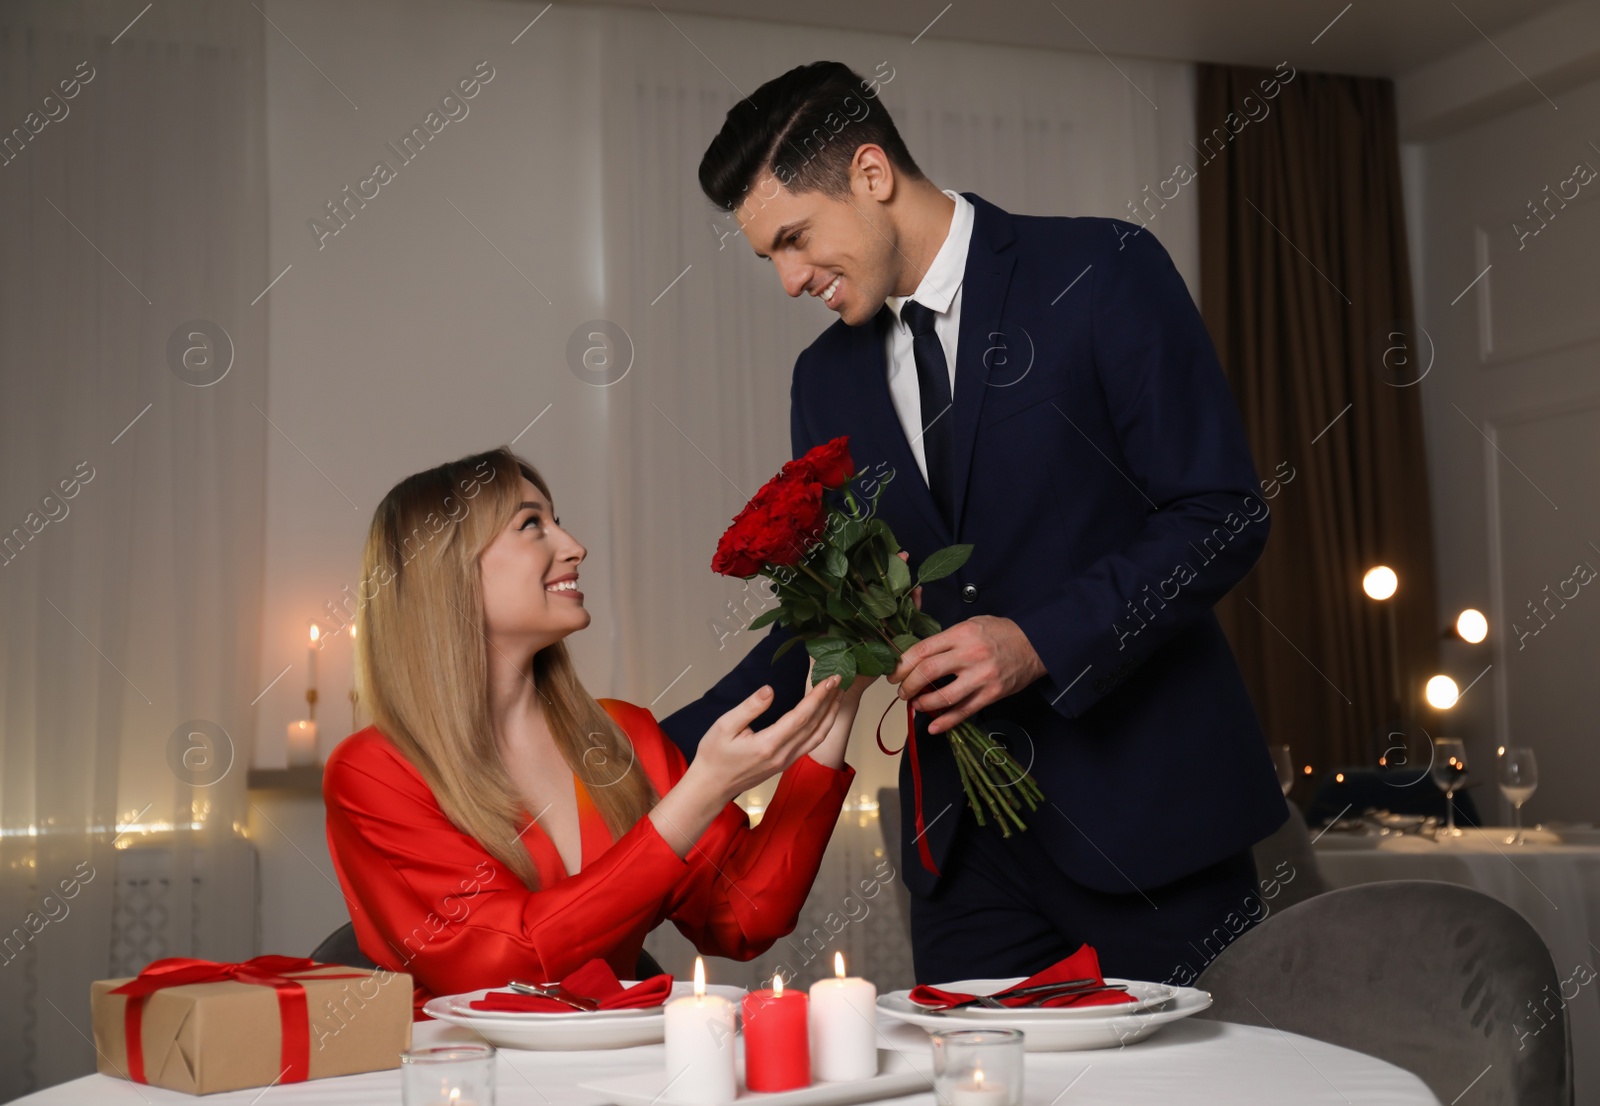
[506, 980, 600, 1011]
[951, 981, 1128, 1010]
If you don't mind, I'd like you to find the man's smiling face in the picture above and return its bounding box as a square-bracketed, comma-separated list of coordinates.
[736, 168, 901, 328]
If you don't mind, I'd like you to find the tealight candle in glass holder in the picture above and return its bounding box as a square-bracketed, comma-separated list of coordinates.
[401, 1042, 496, 1106]
[931, 1029, 1023, 1106]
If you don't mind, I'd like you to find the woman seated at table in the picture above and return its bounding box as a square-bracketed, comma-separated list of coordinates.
[324, 447, 867, 1017]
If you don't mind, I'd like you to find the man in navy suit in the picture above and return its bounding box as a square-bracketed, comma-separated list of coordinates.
[661, 60, 1288, 985]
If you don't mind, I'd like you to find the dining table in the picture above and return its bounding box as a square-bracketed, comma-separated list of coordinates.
[13, 1008, 1444, 1105]
[1315, 826, 1600, 1106]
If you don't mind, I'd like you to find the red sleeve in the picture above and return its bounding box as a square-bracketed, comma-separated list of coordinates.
[323, 732, 692, 996]
[606, 702, 857, 960]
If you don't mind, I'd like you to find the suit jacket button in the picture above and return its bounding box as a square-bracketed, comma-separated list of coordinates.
[961, 584, 979, 603]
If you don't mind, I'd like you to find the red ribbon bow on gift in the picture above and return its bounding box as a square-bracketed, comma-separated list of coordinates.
[110, 955, 367, 1085]
[877, 699, 940, 876]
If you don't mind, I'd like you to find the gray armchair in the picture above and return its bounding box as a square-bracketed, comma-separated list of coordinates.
[1196, 880, 1572, 1105]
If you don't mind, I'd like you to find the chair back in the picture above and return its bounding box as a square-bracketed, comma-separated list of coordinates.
[310, 920, 377, 970]
[1249, 802, 1328, 913]
[1196, 880, 1572, 1105]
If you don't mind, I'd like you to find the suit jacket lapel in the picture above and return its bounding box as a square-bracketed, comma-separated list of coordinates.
[950, 194, 1018, 538]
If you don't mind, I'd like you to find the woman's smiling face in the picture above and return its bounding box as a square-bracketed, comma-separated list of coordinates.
[480, 475, 590, 651]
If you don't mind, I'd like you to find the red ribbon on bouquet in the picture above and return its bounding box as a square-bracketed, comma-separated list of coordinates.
[877, 698, 941, 876]
[110, 955, 367, 1084]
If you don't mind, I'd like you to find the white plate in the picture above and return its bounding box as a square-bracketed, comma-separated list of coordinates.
[581, 1049, 929, 1106]
[424, 983, 745, 1050]
[907, 977, 1173, 1019]
[878, 976, 1212, 1051]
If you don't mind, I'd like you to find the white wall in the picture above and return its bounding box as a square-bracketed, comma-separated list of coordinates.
[1410, 72, 1600, 827]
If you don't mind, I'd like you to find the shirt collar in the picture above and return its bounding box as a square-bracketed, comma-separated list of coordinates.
[885, 190, 974, 324]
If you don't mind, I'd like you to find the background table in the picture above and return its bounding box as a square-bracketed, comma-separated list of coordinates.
[13, 1013, 1442, 1105]
[1316, 830, 1600, 1104]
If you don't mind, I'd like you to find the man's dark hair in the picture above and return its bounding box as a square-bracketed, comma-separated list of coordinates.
[698, 61, 922, 212]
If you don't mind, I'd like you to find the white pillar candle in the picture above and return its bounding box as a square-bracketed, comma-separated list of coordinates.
[663, 957, 735, 1105]
[287, 719, 318, 767]
[808, 952, 877, 1082]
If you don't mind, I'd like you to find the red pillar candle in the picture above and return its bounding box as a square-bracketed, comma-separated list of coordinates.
[741, 974, 810, 1092]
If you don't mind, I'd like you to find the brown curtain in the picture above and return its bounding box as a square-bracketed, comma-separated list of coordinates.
[1196, 64, 1439, 803]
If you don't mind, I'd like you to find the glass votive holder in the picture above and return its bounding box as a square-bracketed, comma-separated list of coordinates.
[931, 1028, 1023, 1106]
[401, 1043, 496, 1106]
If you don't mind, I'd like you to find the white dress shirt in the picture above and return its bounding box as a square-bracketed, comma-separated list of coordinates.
[883, 190, 974, 486]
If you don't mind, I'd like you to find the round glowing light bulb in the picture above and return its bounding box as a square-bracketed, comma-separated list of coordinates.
[1425, 675, 1460, 709]
[1363, 566, 1399, 600]
[1456, 609, 1488, 643]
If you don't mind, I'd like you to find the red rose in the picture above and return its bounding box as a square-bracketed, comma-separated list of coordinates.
[712, 468, 826, 576]
[792, 437, 855, 489]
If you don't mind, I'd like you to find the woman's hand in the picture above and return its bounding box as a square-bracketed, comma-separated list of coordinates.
[649, 677, 845, 857]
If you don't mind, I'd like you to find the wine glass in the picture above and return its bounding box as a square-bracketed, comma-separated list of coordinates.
[1497, 746, 1539, 845]
[1273, 745, 1294, 796]
[1431, 738, 1468, 837]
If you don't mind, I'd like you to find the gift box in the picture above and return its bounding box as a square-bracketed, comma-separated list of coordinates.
[91, 956, 413, 1095]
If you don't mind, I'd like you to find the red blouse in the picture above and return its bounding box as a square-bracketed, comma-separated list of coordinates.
[322, 698, 855, 1018]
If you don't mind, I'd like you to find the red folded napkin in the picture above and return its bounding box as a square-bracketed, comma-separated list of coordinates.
[908, 945, 1137, 1010]
[469, 958, 674, 1013]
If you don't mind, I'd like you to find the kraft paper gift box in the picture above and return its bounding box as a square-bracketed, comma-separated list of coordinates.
[91, 956, 413, 1095]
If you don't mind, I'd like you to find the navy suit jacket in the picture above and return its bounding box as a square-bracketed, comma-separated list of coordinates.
[661, 194, 1288, 900]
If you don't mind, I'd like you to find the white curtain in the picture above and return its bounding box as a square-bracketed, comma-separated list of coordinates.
[593, 8, 1199, 991]
[0, 1, 266, 1098]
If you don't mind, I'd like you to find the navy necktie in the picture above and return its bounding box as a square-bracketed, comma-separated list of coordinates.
[900, 299, 955, 529]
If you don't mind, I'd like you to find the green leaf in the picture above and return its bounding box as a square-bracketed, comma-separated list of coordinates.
[772, 635, 802, 664]
[747, 606, 782, 631]
[826, 590, 856, 623]
[910, 610, 944, 638]
[832, 517, 866, 551]
[790, 596, 818, 622]
[822, 545, 848, 579]
[806, 637, 849, 660]
[859, 639, 899, 672]
[851, 642, 884, 677]
[866, 518, 900, 553]
[862, 586, 897, 619]
[917, 544, 974, 584]
[892, 633, 920, 654]
[811, 645, 857, 686]
[884, 553, 912, 596]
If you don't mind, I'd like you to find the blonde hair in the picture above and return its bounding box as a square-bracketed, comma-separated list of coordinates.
[355, 446, 656, 890]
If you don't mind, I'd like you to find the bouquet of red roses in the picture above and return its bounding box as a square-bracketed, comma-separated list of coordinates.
[712, 436, 1043, 835]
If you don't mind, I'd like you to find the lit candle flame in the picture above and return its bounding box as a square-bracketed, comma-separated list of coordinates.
[773, 973, 783, 997]
[693, 956, 705, 998]
[449, 1091, 461, 1104]
[350, 622, 358, 640]
[974, 1069, 985, 1087]
[309, 623, 320, 644]
[834, 951, 846, 979]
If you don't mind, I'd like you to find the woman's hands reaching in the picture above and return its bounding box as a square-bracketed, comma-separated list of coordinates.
[649, 675, 846, 857]
[649, 553, 917, 857]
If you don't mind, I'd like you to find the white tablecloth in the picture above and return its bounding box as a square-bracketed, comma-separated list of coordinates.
[1316, 831, 1600, 1105]
[13, 1016, 1441, 1105]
